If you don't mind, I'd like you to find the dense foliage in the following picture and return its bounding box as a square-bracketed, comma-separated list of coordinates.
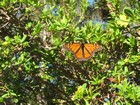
[0, 0, 140, 104]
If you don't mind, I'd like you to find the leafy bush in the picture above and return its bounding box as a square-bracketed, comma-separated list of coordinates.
[0, 0, 140, 104]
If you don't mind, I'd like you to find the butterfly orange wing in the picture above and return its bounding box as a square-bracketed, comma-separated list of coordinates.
[64, 43, 102, 61]
[83, 44, 102, 60]
[64, 43, 83, 59]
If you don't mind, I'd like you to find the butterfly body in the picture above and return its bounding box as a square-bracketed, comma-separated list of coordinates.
[64, 43, 102, 61]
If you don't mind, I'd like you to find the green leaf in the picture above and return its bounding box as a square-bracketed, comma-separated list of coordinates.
[1, 93, 8, 98]
[116, 14, 130, 27]
[53, 36, 61, 46]
[123, 7, 135, 18]
[20, 35, 27, 43]
[5, 36, 11, 42]
[26, 22, 32, 29]
[72, 83, 87, 100]
[124, 66, 128, 73]
[115, 97, 122, 103]
[14, 98, 19, 103]
[0, 97, 3, 102]
[124, 36, 136, 47]
[84, 99, 90, 105]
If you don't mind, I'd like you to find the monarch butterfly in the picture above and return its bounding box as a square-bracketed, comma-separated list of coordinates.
[64, 43, 102, 61]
